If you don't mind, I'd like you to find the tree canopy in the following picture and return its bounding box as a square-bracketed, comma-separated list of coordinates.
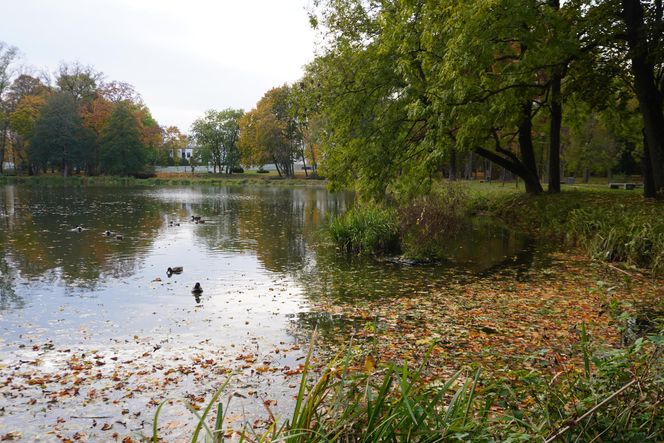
[30, 92, 94, 176]
[191, 108, 244, 173]
[298, 0, 664, 198]
[99, 101, 147, 176]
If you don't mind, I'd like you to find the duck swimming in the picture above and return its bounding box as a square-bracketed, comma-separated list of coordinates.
[115, 234, 124, 240]
[167, 266, 183, 276]
[74, 225, 83, 232]
[104, 230, 113, 236]
[191, 282, 203, 295]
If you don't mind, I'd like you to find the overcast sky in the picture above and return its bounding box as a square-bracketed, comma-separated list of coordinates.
[4, 0, 317, 132]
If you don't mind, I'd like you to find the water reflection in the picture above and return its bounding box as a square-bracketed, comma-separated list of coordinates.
[0, 184, 543, 440]
[0, 185, 539, 315]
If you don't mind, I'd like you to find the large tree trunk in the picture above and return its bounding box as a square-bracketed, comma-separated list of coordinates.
[517, 103, 544, 194]
[643, 130, 656, 197]
[273, 156, 282, 177]
[449, 148, 457, 181]
[622, 0, 664, 196]
[548, 71, 562, 193]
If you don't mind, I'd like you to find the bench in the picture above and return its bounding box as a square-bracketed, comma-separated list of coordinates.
[609, 183, 638, 190]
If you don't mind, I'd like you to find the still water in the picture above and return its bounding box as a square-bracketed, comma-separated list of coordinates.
[0, 185, 534, 440]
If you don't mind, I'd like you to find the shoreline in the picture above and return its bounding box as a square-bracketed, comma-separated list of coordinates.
[0, 173, 329, 188]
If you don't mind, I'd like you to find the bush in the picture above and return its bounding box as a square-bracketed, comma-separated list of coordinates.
[329, 205, 400, 254]
[257, 168, 270, 174]
[491, 191, 664, 274]
[399, 184, 471, 258]
[132, 171, 157, 179]
[230, 166, 244, 173]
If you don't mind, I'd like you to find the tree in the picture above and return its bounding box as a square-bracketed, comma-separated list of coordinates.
[239, 86, 298, 177]
[99, 102, 147, 176]
[30, 92, 94, 176]
[132, 105, 163, 166]
[564, 108, 623, 182]
[56, 62, 102, 104]
[160, 126, 188, 166]
[191, 108, 244, 173]
[9, 94, 46, 173]
[79, 96, 114, 174]
[618, 0, 664, 197]
[0, 42, 19, 173]
[98, 81, 141, 104]
[4, 74, 49, 174]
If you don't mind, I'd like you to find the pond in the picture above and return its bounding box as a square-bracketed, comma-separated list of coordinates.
[0, 184, 587, 441]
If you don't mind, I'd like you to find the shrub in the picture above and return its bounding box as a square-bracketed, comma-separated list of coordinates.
[230, 166, 244, 173]
[329, 205, 400, 254]
[399, 184, 471, 259]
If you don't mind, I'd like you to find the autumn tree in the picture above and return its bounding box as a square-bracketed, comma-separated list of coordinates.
[79, 96, 113, 174]
[30, 92, 94, 176]
[3, 74, 49, 174]
[239, 86, 299, 177]
[0, 42, 19, 173]
[564, 108, 623, 182]
[160, 126, 189, 166]
[191, 108, 244, 173]
[133, 105, 163, 166]
[56, 62, 102, 104]
[99, 81, 142, 104]
[99, 102, 147, 176]
[9, 95, 46, 173]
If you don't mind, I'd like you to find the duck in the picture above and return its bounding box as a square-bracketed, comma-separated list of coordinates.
[195, 219, 205, 224]
[191, 215, 201, 222]
[191, 282, 203, 295]
[104, 230, 113, 236]
[74, 225, 83, 232]
[115, 234, 124, 240]
[167, 266, 183, 276]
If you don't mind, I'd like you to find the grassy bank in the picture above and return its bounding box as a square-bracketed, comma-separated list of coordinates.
[154, 332, 663, 442]
[0, 173, 327, 188]
[487, 188, 664, 274]
[328, 181, 664, 275]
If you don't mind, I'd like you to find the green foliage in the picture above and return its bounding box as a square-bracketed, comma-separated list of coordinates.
[564, 101, 624, 178]
[303, 0, 583, 197]
[568, 207, 664, 273]
[492, 190, 664, 274]
[191, 108, 244, 174]
[99, 101, 147, 176]
[328, 205, 400, 255]
[30, 92, 95, 175]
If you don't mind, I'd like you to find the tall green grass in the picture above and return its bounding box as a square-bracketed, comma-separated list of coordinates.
[151, 331, 664, 442]
[490, 191, 664, 274]
[328, 205, 400, 254]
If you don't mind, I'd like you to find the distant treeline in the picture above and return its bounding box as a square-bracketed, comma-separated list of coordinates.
[0, 43, 321, 179]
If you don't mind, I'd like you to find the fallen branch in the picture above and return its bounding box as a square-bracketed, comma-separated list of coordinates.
[544, 379, 637, 443]
[70, 415, 112, 419]
[604, 262, 640, 279]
